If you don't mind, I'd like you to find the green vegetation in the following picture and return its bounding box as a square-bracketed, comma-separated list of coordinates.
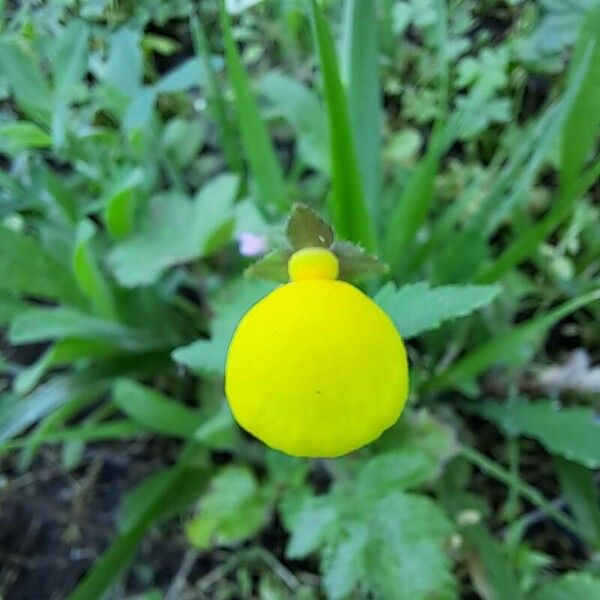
[0, 1, 599, 599]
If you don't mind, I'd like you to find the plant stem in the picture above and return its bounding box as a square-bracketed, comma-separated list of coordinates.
[460, 445, 583, 539]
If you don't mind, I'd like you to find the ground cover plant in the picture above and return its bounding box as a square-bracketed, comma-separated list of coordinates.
[0, 0, 599, 598]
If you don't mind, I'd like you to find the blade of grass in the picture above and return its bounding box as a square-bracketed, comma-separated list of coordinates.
[561, 6, 600, 194]
[68, 440, 208, 600]
[477, 15, 600, 282]
[342, 0, 382, 229]
[461, 446, 583, 539]
[309, 0, 376, 251]
[218, 2, 287, 213]
[425, 288, 600, 391]
[190, 12, 243, 176]
[464, 524, 524, 600]
[0, 421, 146, 453]
[477, 155, 600, 283]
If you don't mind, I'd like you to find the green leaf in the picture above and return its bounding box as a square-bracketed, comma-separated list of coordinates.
[0, 226, 81, 303]
[186, 466, 270, 549]
[0, 291, 25, 325]
[462, 523, 524, 600]
[0, 37, 52, 122]
[363, 492, 455, 600]
[109, 174, 238, 286]
[105, 27, 143, 98]
[532, 572, 600, 600]
[13, 339, 118, 396]
[322, 525, 367, 600]
[51, 19, 89, 146]
[480, 398, 600, 469]
[555, 457, 600, 546]
[0, 353, 168, 442]
[0, 122, 52, 153]
[0, 421, 146, 454]
[245, 249, 291, 283]
[342, 0, 382, 227]
[286, 203, 334, 250]
[356, 449, 438, 496]
[374, 281, 500, 339]
[219, 3, 287, 213]
[173, 279, 275, 375]
[113, 379, 202, 439]
[73, 220, 116, 319]
[10, 307, 163, 352]
[286, 498, 338, 559]
[309, 0, 376, 251]
[154, 57, 206, 93]
[428, 288, 600, 390]
[260, 71, 329, 173]
[103, 168, 145, 240]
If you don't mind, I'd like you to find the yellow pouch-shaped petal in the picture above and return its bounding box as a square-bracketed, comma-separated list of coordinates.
[225, 248, 408, 457]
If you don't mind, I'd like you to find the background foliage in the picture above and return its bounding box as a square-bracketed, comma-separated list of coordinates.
[0, 0, 599, 599]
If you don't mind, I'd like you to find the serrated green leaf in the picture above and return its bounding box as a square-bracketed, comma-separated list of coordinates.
[286, 203, 334, 250]
[173, 279, 275, 375]
[480, 398, 600, 469]
[245, 249, 291, 282]
[109, 174, 238, 286]
[286, 498, 338, 559]
[186, 466, 270, 549]
[532, 572, 600, 600]
[364, 492, 456, 600]
[113, 379, 202, 439]
[374, 281, 500, 339]
[323, 525, 367, 600]
[356, 449, 439, 497]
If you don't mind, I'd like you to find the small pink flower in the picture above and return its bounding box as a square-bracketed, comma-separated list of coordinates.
[236, 232, 268, 257]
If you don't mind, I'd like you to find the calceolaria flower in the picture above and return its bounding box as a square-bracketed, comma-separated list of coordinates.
[225, 206, 409, 458]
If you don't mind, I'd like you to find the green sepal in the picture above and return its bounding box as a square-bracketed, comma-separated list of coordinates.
[244, 249, 291, 283]
[332, 241, 389, 282]
[246, 204, 389, 283]
[285, 203, 334, 250]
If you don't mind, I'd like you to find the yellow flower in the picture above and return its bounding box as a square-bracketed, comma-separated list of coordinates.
[225, 247, 409, 457]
